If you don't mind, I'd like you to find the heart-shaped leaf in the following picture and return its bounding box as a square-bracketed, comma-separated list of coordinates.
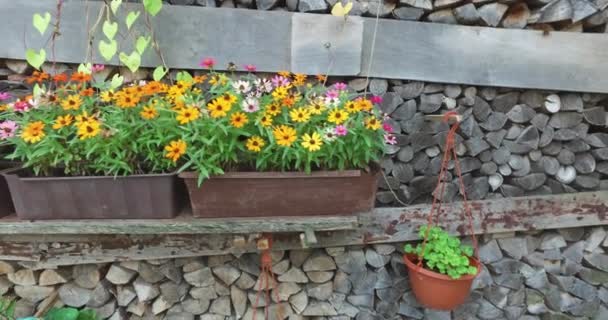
[78, 63, 93, 74]
[99, 39, 118, 61]
[135, 36, 150, 55]
[32, 12, 51, 35]
[110, 0, 122, 14]
[143, 0, 163, 16]
[176, 71, 193, 83]
[125, 11, 140, 30]
[32, 83, 47, 98]
[119, 51, 141, 73]
[110, 74, 124, 90]
[152, 66, 168, 81]
[102, 20, 118, 40]
[25, 48, 46, 70]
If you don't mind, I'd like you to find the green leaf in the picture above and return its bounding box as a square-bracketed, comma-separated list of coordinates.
[109, 74, 124, 90]
[125, 11, 140, 30]
[33, 83, 44, 98]
[32, 12, 51, 35]
[77, 63, 92, 74]
[46, 308, 79, 320]
[152, 66, 168, 81]
[25, 48, 46, 70]
[102, 20, 118, 40]
[110, 0, 122, 14]
[135, 36, 150, 55]
[143, 0, 163, 16]
[77, 309, 97, 320]
[119, 51, 141, 73]
[175, 71, 193, 83]
[98, 39, 117, 61]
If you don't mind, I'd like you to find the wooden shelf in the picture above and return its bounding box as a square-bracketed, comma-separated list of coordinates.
[0, 213, 360, 235]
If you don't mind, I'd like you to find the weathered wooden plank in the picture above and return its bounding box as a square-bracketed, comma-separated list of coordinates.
[0, 0, 292, 72]
[0, 191, 605, 267]
[291, 13, 363, 75]
[2, 1, 608, 92]
[360, 17, 608, 93]
[0, 214, 359, 234]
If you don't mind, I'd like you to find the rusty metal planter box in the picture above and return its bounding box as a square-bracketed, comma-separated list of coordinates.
[3, 169, 181, 220]
[179, 169, 379, 218]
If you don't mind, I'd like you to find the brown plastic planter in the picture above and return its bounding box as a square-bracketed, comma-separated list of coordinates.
[179, 169, 378, 218]
[404, 254, 480, 310]
[3, 169, 182, 220]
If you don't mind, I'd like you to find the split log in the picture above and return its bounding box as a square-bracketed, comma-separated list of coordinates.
[531, 113, 550, 130]
[399, 0, 433, 10]
[499, 164, 513, 176]
[393, 7, 425, 20]
[473, 96, 492, 121]
[539, 126, 555, 148]
[515, 126, 540, 149]
[397, 146, 414, 162]
[491, 92, 520, 113]
[480, 162, 498, 175]
[532, 0, 573, 24]
[506, 125, 524, 140]
[486, 130, 507, 149]
[488, 174, 503, 191]
[394, 82, 425, 99]
[557, 165, 577, 184]
[492, 146, 512, 165]
[559, 93, 583, 112]
[529, 150, 543, 162]
[507, 104, 536, 123]
[434, 0, 464, 10]
[478, 3, 510, 26]
[549, 112, 584, 129]
[564, 139, 590, 153]
[544, 94, 561, 113]
[512, 173, 547, 191]
[502, 3, 531, 28]
[574, 175, 600, 189]
[571, 0, 599, 22]
[582, 107, 607, 126]
[512, 156, 532, 177]
[453, 3, 481, 24]
[542, 141, 563, 156]
[480, 112, 508, 131]
[558, 148, 576, 165]
[391, 100, 417, 121]
[542, 156, 561, 176]
[574, 153, 596, 174]
[553, 128, 578, 141]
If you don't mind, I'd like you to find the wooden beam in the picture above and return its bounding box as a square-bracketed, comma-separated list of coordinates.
[0, 215, 359, 234]
[1, 0, 608, 92]
[0, 191, 606, 268]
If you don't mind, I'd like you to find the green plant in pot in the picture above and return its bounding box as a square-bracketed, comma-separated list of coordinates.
[403, 225, 480, 310]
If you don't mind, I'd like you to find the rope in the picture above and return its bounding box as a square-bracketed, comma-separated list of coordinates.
[252, 237, 284, 320]
[416, 111, 479, 266]
[362, 0, 382, 98]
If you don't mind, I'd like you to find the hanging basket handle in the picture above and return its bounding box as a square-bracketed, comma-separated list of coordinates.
[416, 111, 479, 267]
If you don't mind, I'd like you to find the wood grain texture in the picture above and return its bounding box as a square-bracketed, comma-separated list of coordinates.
[2, 0, 608, 92]
[0, 191, 605, 267]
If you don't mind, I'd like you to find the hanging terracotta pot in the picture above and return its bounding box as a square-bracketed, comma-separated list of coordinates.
[403, 254, 480, 310]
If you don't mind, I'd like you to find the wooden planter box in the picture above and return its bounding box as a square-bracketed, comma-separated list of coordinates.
[3, 169, 182, 220]
[0, 164, 16, 218]
[179, 169, 379, 218]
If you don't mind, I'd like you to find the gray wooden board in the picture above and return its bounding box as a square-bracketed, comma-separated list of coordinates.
[291, 13, 363, 75]
[0, 0, 291, 72]
[0, 191, 606, 267]
[2, 1, 608, 92]
[360, 18, 608, 93]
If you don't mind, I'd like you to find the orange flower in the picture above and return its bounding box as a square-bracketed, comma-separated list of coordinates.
[53, 73, 68, 83]
[193, 75, 207, 84]
[143, 81, 164, 95]
[26, 71, 49, 84]
[316, 74, 327, 82]
[80, 87, 95, 97]
[293, 73, 307, 86]
[71, 72, 92, 83]
[278, 71, 291, 78]
[115, 91, 140, 109]
[281, 96, 296, 108]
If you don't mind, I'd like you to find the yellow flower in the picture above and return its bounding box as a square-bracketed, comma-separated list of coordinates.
[260, 115, 273, 127]
[273, 125, 297, 147]
[192, 87, 202, 95]
[278, 71, 291, 78]
[193, 75, 207, 84]
[219, 93, 237, 107]
[165, 139, 187, 162]
[289, 107, 311, 123]
[115, 91, 140, 109]
[265, 103, 281, 116]
[176, 106, 201, 124]
[75, 112, 96, 126]
[230, 112, 248, 128]
[344, 101, 359, 113]
[61, 95, 82, 110]
[356, 99, 373, 112]
[52, 114, 73, 130]
[209, 74, 228, 86]
[246, 136, 265, 152]
[207, 99, 230, 118]
[316, 74, 327, 82]
[100, 90, 114, 102]
[171, 80, 191, 93]
[167, 86, 184, 101]
[272, 86, 289, 101]
[76, 120, 101, 140]
[308, 100, 326, 115]
[301, 132, 323, 152]
[328, 109, 348, 124]
[21, 121, 45, 143]
[365, 116, 381, 130]
[0, 105, 7, 112]
[140, 105, 159, 120]
[293, 73, 307, 86]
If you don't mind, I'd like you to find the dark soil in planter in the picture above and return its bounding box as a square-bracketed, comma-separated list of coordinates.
[3, 168, 185, 220]
[0, 161, 17, 217]
[180, 168, 379, 218]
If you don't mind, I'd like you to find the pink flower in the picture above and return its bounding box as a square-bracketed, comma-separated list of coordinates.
[92, 64, 105, 73]
[370, 95, 383, 104]
[325, 89, 339, 99]
[0, 92, 10, 101]
[382, 122, 393, 133]
[271, 75, 290, 88]
[334, 125, 348, 136]
[384, 134, 397, 145]
[199, 57, 216, 69]
[243, 64, 257, 72]
[12, 101, 30, 113]
[0, 120, 17, 140]
[333, 82, 347, 91]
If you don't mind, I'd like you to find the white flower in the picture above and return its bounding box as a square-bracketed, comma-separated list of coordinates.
[323, 127, 337, 142]
[241, 97, 260, 113]
[232, 80, 251, 94]
[324, 96, 340, 108]
[254, 78, 273, 93]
